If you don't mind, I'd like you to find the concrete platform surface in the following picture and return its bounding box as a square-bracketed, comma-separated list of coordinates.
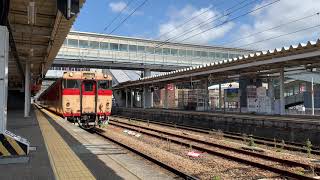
[0, 106, 176, 180]
[41, 108, 175, 180]
[0, 108, 55, 180]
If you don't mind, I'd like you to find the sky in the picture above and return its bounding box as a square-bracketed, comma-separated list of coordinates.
[72, 0, 320, 50]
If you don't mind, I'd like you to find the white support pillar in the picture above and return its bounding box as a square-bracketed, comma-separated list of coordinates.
[24, 62, 31, 117]
[204, 79, 209, 111]
[125, 89, 128, 108]
[142, 86, 146, 109]
[131, 90, 134, 108]
[279, 68, 285, 115]
[0, 26, 8, 132]
[268, 78, 275, 114]
[143, 69, 153, 108]
[311, 77, 315, 115]
[218, 83, 222, 110]
[164, 85, 168, 109]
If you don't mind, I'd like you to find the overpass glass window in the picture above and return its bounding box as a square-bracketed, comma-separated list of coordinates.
[186, 50, 193, 57]
[63, 39, 67, 45]
[209, 52, 215, 58]
[119, 44, 128, 51]
[163, 48, 170, 55]
[216, 52, 222, 59]
[68, 39, 78, 47]
[171, 49, 178, 56]
[201, 51, 208, 58]
[100, 42, 109, 50]
[110, 43, 119, 51]
[222, 53, 228, 59]
[129, 45, 137, 52]
[146, 47, 154, 54]
[137, 46, 145, 53]
[79, 40, 89, 48]
[155, 48, 162, 55]
[89, 41, 99, 49]
[195, 51, 201, 57]
[63, 79, 79, 89]
[179, 49, 186, 56]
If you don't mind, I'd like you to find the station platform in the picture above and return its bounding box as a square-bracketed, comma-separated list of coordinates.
[0, 106, 174, 180]
[112, 107, 320, 146]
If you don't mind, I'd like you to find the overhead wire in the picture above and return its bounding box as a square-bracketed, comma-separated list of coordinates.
[176, 0, 281, 44]
[83, 0, 148, 58]
[155, 0, 254, 48]
[220, 12, 320, 47]
[233, 23, 320, 49]
[156, 0, 230, 40]
[108, 0, 149, 34]
[103, 0, 135, 32]
[134, 0, 278, 62]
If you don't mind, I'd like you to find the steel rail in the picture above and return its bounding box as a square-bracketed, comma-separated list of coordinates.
[109, 120, 318, 180]
[92, 128, 199, 180]
[111, 115, 320, 154]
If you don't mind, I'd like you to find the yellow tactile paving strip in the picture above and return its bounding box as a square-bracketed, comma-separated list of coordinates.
[35, 108, 95, 180]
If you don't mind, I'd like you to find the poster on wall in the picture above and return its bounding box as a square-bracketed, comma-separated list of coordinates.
[225, 88, 239, 102]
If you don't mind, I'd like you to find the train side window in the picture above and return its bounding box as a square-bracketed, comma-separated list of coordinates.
[63, 79, 79, 89]
[84, 82, 94, 91]
[98, 80, 111, 90]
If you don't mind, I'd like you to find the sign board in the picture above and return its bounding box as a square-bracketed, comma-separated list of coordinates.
[4, 130, 30, 146]
[0, 26, 8, 133]
[167, 84, 174, 91]
[224, 88, 239, 102]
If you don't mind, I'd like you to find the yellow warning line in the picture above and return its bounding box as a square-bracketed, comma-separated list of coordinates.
[5, 136, 25, 155]
[35, 108, 95, 180]
[0, 142, 10, 156]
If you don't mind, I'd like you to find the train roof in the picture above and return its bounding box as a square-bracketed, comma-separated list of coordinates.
[62, 71, 112, 80]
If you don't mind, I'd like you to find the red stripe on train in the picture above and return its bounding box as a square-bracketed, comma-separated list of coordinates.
[97, 112, 111, 116]
[98, 90, 112, 96]
[82, 91, 95, 95]
[63, 112, 81, 117]
[62, 89, 80, 95]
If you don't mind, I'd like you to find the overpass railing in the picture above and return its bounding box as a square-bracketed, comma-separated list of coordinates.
[56, 46, 220, 67]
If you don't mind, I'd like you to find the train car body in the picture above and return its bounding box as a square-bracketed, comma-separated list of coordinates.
[38, 71, 112, 129]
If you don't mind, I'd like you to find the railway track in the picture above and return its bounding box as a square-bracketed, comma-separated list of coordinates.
[91, 128, 198, 180]
[35, 105, 198, 180]
[111, 115, 320, 155]
[109, 117, 319, 180]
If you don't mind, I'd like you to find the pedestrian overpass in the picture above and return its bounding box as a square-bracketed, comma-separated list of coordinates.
[53, 31, 252, 72]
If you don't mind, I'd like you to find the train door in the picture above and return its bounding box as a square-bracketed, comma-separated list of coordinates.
[81, 80, 97, 115]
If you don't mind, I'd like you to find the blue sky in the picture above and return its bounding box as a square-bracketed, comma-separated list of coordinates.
[73, 0, 320, 50]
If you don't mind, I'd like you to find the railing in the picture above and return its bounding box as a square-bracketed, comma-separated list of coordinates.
[56, 46, 221, 67]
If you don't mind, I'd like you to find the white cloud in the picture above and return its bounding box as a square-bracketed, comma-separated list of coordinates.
[109, 1, 144, 16]
[234, 0, 320, 50]
[109, 1, 127, 13]
[158, 5, 234, 44]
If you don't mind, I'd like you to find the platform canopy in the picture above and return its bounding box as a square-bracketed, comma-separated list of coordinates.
[7, 0, 85, 89]
[114, 39, 320, 90]
[288, 72, 320, 84]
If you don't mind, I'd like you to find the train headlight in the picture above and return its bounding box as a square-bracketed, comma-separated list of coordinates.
[66, 102, 70, 107]
[106, 102, 110, 107]
[104, 74, 107, 78]
[69, 72, 73, 77]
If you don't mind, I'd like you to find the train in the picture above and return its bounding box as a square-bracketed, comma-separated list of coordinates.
[37, 71, 112, 129]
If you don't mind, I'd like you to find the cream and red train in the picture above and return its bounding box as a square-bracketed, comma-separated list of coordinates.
[38, 71, 112, 129]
